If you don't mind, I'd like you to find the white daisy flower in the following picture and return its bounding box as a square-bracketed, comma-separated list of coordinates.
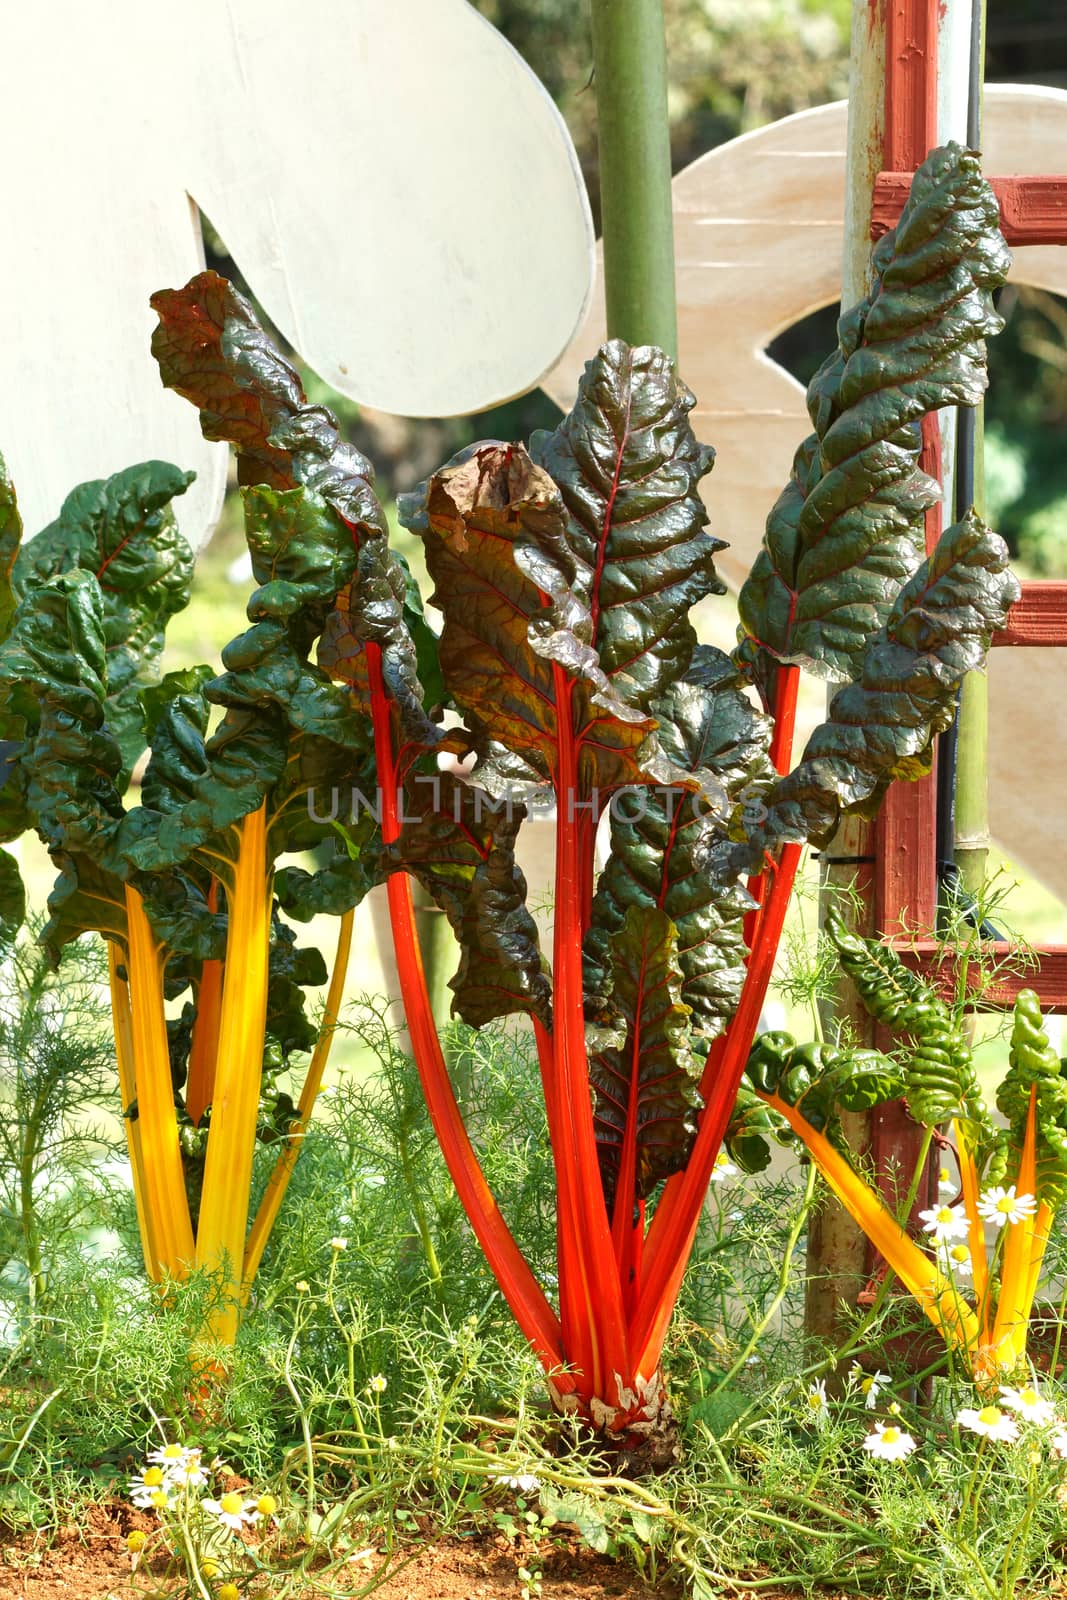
[856, 1371, 889, 1410]
[711, 1152, 739, 1183]
[494, 1472, 540, 1493]
[804, 1379, 829, 1428]
[329, 1236, 348, 1251]
[166, 1451, 208, 1490]
[939, 1242, 974, 1279]
[918, 1203, 969, 1243]
[202, 1490, 258, 1532]
[938, 1166, 956, 1196]
[956, 1404, 1019, 1443]
[147, 1442, 187, 1469]
[1050, 1429, 1067, 1460]
[999, 1384, 1057, 1426]
[367, 1373, 388, 1394]
[976, 1186, 1038, 1229]
[129, 1466, 172, 1512]
[862, 1422, 917, 1462]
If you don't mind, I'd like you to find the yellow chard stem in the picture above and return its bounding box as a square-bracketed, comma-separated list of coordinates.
[185, 879, 223, 1128]
[953, 1119, 991, 1340]
[124, 887, 195, 1278]
[108, 943, 159, 1283]
[195, 803, 272, 1347]
[762, 1093, 980, 1358]
[991, 1086, 1038, 1373]
[243, 906, 355, 1287]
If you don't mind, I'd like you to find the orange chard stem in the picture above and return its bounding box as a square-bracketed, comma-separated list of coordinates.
[991, 1086, 1039, 1373]
[108, 943, 160, 1282]
[367, 642, 566, 1378]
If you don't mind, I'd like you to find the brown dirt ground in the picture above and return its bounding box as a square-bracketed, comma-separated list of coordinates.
[0, 1503, 857, 1600]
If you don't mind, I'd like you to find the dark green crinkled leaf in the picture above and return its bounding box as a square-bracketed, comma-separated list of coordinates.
[585, 647, 772, 1042]
[400, 343, 720, 796]
[0, 453, 22, 643]
[529, 340, 721, 709]
[14, 461, 195, 780]
[997, 989, 1067, 1207]
[738, 144, 1009, 683]
[591, 905, 699, 1209]
[386, 769, 550, 1028]
[0, 848, 25, 946]
[732, 512, 1019, 867]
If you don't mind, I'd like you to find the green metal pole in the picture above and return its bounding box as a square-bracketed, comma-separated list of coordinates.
[589, 0, 678, 358]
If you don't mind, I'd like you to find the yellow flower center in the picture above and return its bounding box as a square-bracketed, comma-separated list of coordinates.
[126, 1531, 147, 1552]
[219, 1586, 240, 1600]
[201, 1560, 219, 1579]
[950, 1246, 969, 1263]
[143, 1467, 164, 1487]
[996, 1196, 1016, 1214]
[860, 1377, 875, 1394]
[978, 1406, 1002, 1425]
[936, 1207, 954, 1224]
[881, 1427, 900, 1445]
[149, 1490, 168, 1509]
[220, 1491, 244, 1516]
[1021, 1388, 1038, 1406]
[256, 1494, 277, 1516]
[807, 1393, 823, 1409]
[161, 1444, 182, 1459]
[939, 1168, 950, 1183]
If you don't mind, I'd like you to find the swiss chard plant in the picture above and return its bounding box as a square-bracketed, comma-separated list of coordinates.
[0, 143, 1019, 1433]
[742, 919, 1067, 1385]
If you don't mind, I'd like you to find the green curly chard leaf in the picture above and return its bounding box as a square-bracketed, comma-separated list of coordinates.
[590, 905, 700, 1209]
[14, 461, 195, 780]
[734, 512, 1019, 867]
[745, 1029, 902, 1148]
[724, 1080, 792, 1175]
[585, 647, 772, 1042]
[997, 989, 1067, 1207]
[738, 144, 1009, 683]
[824, 908, 990, 1132]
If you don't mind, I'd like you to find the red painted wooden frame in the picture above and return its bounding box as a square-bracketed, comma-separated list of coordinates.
[873, 173, 1067, 246]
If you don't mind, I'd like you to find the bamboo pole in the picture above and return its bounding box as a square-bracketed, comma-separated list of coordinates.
[588, 0, 678, 359]
[805, 0, 887, 1356]
[951, 2, 990, 904]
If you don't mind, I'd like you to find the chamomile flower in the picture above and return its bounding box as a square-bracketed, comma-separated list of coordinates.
[711, 1152, 739, 1183]
[329, 1237, 348, 1252]
[976, 1186, 1038, 1229]
[166, 1451, 208, 1490]
[1050, 1429, 1067, 1460]
[856, 1371, 889, 1410]
[219, 1586, 240, 1600]
[804, 1379, 829, 1428]
[918, 1203, 969, 1243]
[129, 1466, 172, 1511]
[862, 1422, 917, 1462]
[1000, 1384, 1057, 1426]
[956, 1404, 1019, 1443]
[939, 1242, 974, 1279]
[368, 1373, 388, 1394]
[494, 1472, 540, 1493]
[246, 1492, 278, 1524]
[147, 1441, 187, 1469]
[938, 1166, 956, 1196]
[202, 1490, 258, 1533]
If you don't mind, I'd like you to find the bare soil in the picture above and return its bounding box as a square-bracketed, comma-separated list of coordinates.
[0, 1506, 868, 1600]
